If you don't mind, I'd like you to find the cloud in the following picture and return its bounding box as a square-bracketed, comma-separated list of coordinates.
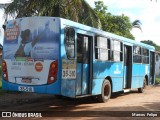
[87, 0, 160, 46]
[0, 0, 160, 46]
[0, 0, 11, 4]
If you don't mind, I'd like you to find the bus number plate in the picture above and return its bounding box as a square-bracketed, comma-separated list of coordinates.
[62, 69, 76, 79]
[18, 86, 34, 92]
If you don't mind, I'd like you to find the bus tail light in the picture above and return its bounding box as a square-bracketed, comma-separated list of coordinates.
[47, 61, 58, 84]
[2, 60, 8, 81]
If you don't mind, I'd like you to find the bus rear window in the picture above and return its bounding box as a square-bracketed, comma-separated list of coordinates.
[64, 27, 75, 59]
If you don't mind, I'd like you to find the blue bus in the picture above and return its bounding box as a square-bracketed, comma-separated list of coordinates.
[2, 17, 155, 102]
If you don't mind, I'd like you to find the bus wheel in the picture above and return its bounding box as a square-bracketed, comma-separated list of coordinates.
[98, 80, 111, 103]
[138, 78, 147, 93]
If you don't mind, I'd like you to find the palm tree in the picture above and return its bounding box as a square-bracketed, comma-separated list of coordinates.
[132, 19, 142, 31]
[2, 0, 99, 27]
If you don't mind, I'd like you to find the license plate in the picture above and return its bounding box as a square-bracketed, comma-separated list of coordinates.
[18, 86, 34, 92]
[21, 78, 32, 83]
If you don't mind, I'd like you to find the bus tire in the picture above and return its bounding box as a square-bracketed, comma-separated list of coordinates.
[98, 79, 111, 103]
[138, 78, 147, 93]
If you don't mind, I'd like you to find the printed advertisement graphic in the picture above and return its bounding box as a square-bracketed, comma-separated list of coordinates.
[5, 21, 19, 42]
[3, 17, 60, 85]
[4, 17, 59, 60]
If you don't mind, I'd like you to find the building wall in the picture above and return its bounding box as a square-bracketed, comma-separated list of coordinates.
[155, 53, 160, 77]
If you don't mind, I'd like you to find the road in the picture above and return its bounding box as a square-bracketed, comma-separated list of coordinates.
[0, 85, 160, 120]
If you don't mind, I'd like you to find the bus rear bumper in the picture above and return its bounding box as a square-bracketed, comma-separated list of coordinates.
[2, 79, 60, 95]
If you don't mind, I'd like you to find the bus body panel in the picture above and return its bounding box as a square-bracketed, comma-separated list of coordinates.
[76, 64, 82, 95]
[2, 78, 8, 90]
[3, 79, 46, 93]
[60, 21, 77, 98]
[132, 64, 149, 88]
[112, 77, 124, 92]
[3, 68, 61, 95]
[93, 61, 124, 92]
[61, 79, 76, 98]
[60, 20, 95, 97]
[92, 79, 104, 95]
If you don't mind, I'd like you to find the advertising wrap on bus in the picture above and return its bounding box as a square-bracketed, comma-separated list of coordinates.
[3, 17, 59, 86]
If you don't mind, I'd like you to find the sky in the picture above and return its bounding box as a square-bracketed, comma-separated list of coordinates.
[0, 0, 160, 45]
[87, 0, 160, 46]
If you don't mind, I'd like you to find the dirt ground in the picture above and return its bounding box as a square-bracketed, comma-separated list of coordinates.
[0, 85, 160, 120]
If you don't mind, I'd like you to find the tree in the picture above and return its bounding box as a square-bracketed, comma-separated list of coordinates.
[94, 1, 135, 39]
[108, 14, 135, 39]
[132, 19, 142, 31]
[94, 1, 110, 29]
[141, 40, 160, 51]
[2, 0, 99, 27]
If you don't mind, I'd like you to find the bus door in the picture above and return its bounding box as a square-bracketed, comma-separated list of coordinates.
[150, 51, 155, 84]
[123, 45, 132, 88]
[76, 34, 93, 96]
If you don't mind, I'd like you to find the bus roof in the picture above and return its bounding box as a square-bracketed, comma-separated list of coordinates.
[60, 17, 155, 51]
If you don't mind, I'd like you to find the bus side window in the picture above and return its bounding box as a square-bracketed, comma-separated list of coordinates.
[133, 46, 141, 63]
[111, 39, 123, 61]
[141, 48, 149, 64]
[95, 37, 122, 62]
[95, 36, 109, 61]
[64, 27, 75, 59]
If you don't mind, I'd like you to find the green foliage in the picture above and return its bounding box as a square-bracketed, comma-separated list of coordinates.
[4, 0, 141, 40]
[141, 40, 160, 51]
[132, 20, 142, 31]
[107, 15, 135, 39]
[94, 1, 135, 40]
[4, 0, 99, 28]
[94, 1, 108, 15]
[155, 78, 160, 84]
[94, 1, 109, 29]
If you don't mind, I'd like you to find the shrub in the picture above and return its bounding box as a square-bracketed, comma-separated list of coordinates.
[155, 78, 160, 85]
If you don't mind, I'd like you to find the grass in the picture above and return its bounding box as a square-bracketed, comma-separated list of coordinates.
[155, 77, 160, 85]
